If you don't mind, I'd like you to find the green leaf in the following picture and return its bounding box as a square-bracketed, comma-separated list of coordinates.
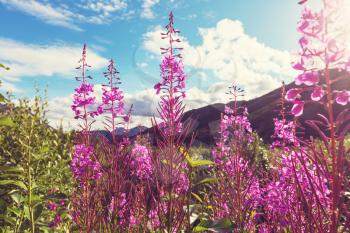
[0, 63, 10, 70]
[0, 214, 16, 226]
[181, 147, 214, 168]
[0, 166, 24, 179]
[11, 192, 25, 204]
[0, 173, 25, 179]
[193, 218, 234, 232]
[7, 207, 21, 217]
[193, 225, 209, 232]
[0, 116, 15, 127]
[23, 206, 30, 220]
[38, 146, 50, 155]
[190, 159, 215, 167]
[0, 93, 5, 102]
[0, 166, 24, 173]
[196, 177, 220, 186]
[0, 180, 27, 190]
[0, 198, 7, 213]
[33, 204, 43, 221]
[39, 226, 51, 233]
[31, 195, 43, 207]
[191, 192, 203, 203]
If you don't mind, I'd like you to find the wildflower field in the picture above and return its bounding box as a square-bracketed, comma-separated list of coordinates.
[0, 0, 350, 232]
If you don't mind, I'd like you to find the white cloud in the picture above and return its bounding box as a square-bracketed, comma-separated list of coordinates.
[136, 62, 148, 68]
[0, 0, 130, 30]
[0, 0, 83, 31]
[142, 19, 297, 102]
[46, 87, 160, 130]
[142, 25, 201, 66]
[83, 0, 127, 15]
[0, 38, 108, 92]
[0, 80, 22, 93]
[141, 0, 160, 19]
[77, 0, 129, 23]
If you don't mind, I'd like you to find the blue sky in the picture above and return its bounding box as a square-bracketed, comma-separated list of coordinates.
[0, 0, 316, 128]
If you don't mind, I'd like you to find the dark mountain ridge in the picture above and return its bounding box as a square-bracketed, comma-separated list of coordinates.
[139, 69, 350, 146]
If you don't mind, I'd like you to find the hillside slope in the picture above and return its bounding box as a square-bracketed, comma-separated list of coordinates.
[141, 69, 350, 146]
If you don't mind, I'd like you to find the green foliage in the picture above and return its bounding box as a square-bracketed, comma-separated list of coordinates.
[0, 116, 15, 127]
[0, 64, 10, 71]
[0, 96, 73, 232]
[0, 63, 15, 128]
[193, 218, 234, 232]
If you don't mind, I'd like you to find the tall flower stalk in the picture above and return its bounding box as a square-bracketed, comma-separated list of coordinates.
[263, 84, 331, 232]
[100, 59, 124, 143]
[152, 11, 190, 232]
[210, 85, 261, 232]
[70, 44, 102, 232]
[287, 0, 350, 231]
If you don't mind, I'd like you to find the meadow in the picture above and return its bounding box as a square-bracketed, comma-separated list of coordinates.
[0, 0, 350, 232]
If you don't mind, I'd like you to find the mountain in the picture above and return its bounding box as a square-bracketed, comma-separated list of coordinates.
[94, 126, 148, 143]
[140, 69, 350, 146]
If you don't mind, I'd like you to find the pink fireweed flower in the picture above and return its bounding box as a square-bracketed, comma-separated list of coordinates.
[310, 85, 325, 101]
[71, 44, 100, 121]
[220, 106, 253, 144]
[297, 6, 324, 37]
[72, 83, 97, 119]
[299, 36, 308, 48]
[130, 144, 152, 180]
[263, 151, 331, 229]
[100, 59, 124, 118]
[46, 201, 58, 211]
[173, 168, 189, 194]
[271, 118, 299, 149]
[292, 62, 305, 71]
[335, 90, 350, 105]
[48, 214, 62, 228]
[71, 144, 102, 185]
[291, 100, 304, 117]
[289, 0, 349, 117]
[211, 89, 260, 230]
[285, 88, 301, 102]
[154, 12, 187, 136]
[295, 71, 319, 86]
[117, 193, 141, 228]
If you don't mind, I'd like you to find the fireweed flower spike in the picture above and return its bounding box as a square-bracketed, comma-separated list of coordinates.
[70, 45, 102, 184]
[263, 83, 331, 232]
[154, 11, 187, 137]
[152, 12, 190, 232]
[288, 0, 349, 115]
[100, 59, 125, 142]
[71, 44, 101, 132]
[286, 0, 350, 231]
[70, 45, 103, 232]
[211, 85, 261, 231]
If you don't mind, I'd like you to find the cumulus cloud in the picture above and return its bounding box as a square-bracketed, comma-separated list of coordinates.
[82, 0, 127, 15]
[46, 87, 160, 130]
[142, 25, 201, 67]
[0, 0, 131, 30]
[0, 38, 108, 91]
[141, 0, 160, 19]
[142, 18, 297, 101]
[0, 0, 83, 31]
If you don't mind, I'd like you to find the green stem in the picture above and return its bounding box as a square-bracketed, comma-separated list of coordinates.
[14, 207, 25, 233]
[187, 167, 192, 231]
[26, 113, 35, 233]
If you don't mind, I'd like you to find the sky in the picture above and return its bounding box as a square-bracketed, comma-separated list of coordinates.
[0, 0, 321, 129]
